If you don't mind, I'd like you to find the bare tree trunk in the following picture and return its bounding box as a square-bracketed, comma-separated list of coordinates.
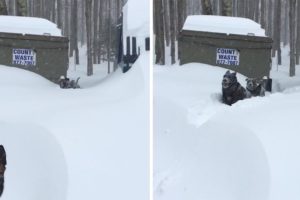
[163, 0, 170, 46]
[16, 0, 27, 16]
[221, 0, 232, 16]
[232, 0, 237, 16]
[260, 0, 266, 29]
[63, 0, 70, 37]
[8, 0, 14, 15]
[0, 0, 8, 15]
[169, 0, 175, 64]
[154, 0, 165, 65]
[290, 0, 296, 77]
[69, 0, 75, 57]
[85, 0, 93, 76]
[107, 0, 111, 73]
[93, 0, 99, 64]
[201, 0, 213, 15]
[73, 0, 79, 64]
[277, 0, 281, 65]
[296, 0, 300, 64]
[283, 0, 289, 46]
[266, 0, 273, 37]
[80, 0, 85, 46]
[57, 0, 63, 29]
[177, 0, 186, 34]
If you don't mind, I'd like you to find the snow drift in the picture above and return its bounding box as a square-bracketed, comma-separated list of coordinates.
[154, 59, 300, 200]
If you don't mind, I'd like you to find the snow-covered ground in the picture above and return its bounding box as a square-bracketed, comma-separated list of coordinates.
[154, 45, 300, 200]
[0, 45, 149, 200]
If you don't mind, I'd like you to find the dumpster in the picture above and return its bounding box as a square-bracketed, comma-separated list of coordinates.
[0, 16, 68, 83]
[179, 15, 273, 79]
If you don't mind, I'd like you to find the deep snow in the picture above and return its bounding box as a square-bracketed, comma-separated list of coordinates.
[0, 50, 149, 200]
[0, 16, 62, 36]
[183, 15, 266, 37]
[154, 45, 300, 200]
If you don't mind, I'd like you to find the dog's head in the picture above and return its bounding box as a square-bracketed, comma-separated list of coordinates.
[222, 70, 237, 89]
[246, 78, 263, 91]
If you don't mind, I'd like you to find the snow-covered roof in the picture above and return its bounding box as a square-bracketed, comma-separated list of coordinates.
[123, 0, 149, 37]
[183, 15, 266, 37]
[0, 16, 62, 37]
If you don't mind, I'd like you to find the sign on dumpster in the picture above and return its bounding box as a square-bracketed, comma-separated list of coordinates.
[216, 48, 239, 66]
[12, 49, 36, 66]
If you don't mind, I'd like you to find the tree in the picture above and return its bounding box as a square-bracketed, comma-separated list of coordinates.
[289, 0, 296, 77]
[272, 0, 281, 66]
[154, 0, 165, 65]
[57, 0, 63, 29]
[260, 0, 266, 29]
[163, 0, 170, 46]
[221, 0, 232, 16]
[201, 0, 213, 15]
[0, 0, 8, 15]
[169, 0, 175, 64]
[85, 0, 93, 76]
[296, 0, 300, 64]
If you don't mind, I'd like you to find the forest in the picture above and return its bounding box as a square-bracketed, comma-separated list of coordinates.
[0, 0, 124, 76]
[154, 0, 300, 77]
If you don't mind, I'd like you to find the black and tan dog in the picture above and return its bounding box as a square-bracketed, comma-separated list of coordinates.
[246, 78, 265, 97]
[0, 145, 6, 197]
[59, 76, 80, 89]
[222, 70, 248, 105]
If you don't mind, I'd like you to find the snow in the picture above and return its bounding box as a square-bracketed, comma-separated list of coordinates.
[0, 16, 62, 36]
[182, 15, 266, 37]
[0, 48, 149, 200]
[154, 45, 300, 200]
[123, 0, 149, 37]
[123, 0, 149, 54]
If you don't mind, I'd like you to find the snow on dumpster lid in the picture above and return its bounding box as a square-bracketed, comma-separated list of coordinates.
[0, 16, 62, 37]
[182, 15, 266, 37]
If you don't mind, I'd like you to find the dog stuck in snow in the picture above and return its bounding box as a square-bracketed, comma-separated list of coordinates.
[0, 145, 6, 197]
[246, 78, 265, 97]
[59, 76, 80, 89]
[222, 70, 248, 105]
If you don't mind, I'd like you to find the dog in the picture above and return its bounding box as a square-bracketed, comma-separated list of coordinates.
[222, 70, 247, 105]
[59, 76, 80, 89]
[0, 145, 6, 197]
[246, 78, 265, 97]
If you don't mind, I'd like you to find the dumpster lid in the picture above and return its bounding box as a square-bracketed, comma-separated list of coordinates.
[0, 16, 62, 37]
[182, 15, 266, 37]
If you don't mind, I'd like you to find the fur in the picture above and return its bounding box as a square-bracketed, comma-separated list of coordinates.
[222, 70, 247, 105]
[59, 76, 80, 89]
[246, 78, 265, 97]
[0, 145, 6, 197]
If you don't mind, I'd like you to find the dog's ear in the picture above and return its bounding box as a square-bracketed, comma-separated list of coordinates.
[225, 70, 230, 75]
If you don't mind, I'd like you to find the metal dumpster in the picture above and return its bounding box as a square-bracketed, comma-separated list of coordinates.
[0, 32, 68, 83]
[179, 22, 273, 78]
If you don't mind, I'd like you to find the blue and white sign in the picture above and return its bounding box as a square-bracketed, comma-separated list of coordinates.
[216, 48, 239, 66]
[12, 49, 36, 66]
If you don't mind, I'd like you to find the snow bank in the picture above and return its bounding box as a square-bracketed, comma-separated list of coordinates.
[0, 51, 149, 200]
[154, 62, 300, 200]
[0, 122, 68, 200]
[154, 100, 270, 200]
[0, 16, 62, 36]
[182, 15, 266, 37]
